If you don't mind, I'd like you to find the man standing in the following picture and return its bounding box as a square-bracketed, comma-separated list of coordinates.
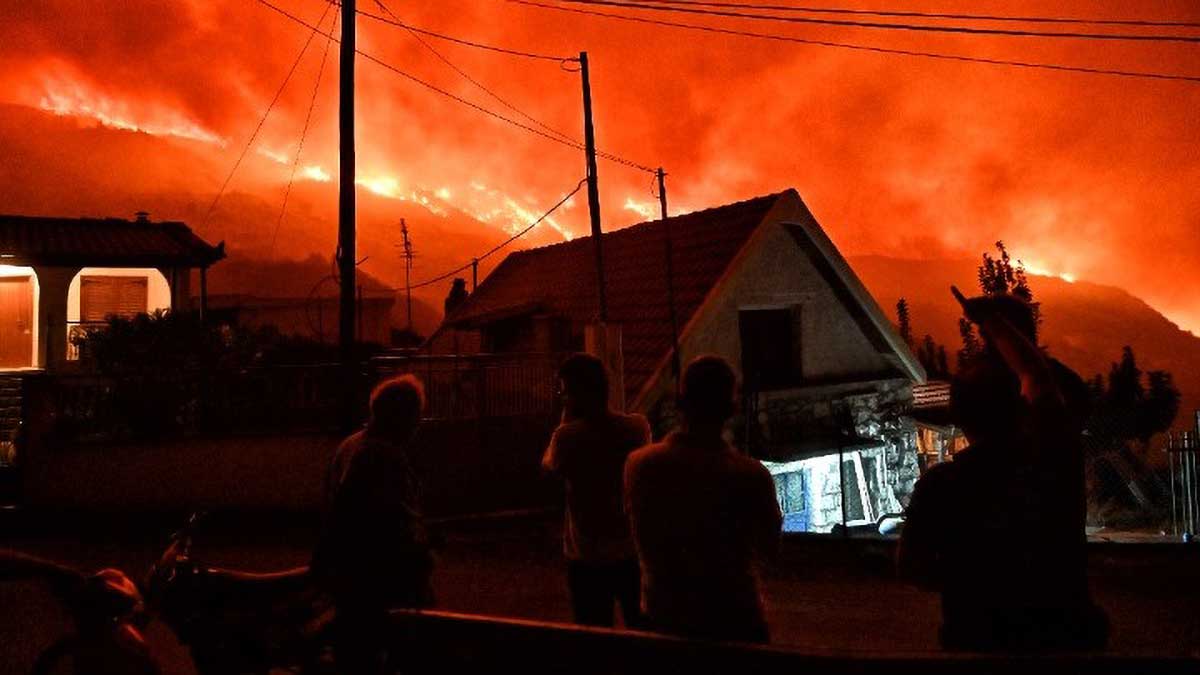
[625, 356, 782, 642]
[312, 375, 434, 673]
[898, 289, 1107, 651]
[543, 353, 651, 627]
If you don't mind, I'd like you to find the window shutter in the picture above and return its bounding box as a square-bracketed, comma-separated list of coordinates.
[80, 276, 149, 321]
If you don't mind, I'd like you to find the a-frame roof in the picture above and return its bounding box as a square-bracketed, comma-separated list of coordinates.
[441, 189, 923, 405]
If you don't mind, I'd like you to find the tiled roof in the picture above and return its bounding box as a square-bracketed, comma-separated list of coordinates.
[0, 214, 224, 267]
[446, 190, 791, 404]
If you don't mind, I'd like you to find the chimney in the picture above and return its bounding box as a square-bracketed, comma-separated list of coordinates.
[135, 211, 150, 223]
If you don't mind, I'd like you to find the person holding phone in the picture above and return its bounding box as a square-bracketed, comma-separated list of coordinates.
[898, 287, 1107, 651]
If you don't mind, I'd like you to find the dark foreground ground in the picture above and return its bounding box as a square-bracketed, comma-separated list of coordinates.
[1, 511, 1198, 674]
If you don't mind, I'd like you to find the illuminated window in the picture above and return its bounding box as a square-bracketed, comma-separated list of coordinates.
[775, 470, 806, 514]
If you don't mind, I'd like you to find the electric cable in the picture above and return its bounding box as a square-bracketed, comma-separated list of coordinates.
[203, 1, 336, 229]
[374, 0, 577, 144]
[405, 177, 586, 291]
[627, 0, 1200, 29]
[355, 6, 578, 61]
[257, 0, 659, 170]
[552, 0, 1200, 43]
[509, 0, 1200, 83]
[270, 8, 339, 257]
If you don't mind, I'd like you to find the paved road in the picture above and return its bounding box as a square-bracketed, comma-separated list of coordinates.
[1, 513, 1198, 674]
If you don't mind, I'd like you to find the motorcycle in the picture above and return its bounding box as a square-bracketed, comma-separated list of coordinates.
[144, 513, 336, 675]
[0, 548, 157, 675]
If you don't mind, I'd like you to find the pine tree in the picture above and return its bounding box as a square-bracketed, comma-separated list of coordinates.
[896, 298, 913, 348]
[1139, 370, 1181, 444]
[936, 345, 950, 378]
[1088, 346, 1181, 452]
[957, 318, 982, 370]
[915, 334, 951, 379]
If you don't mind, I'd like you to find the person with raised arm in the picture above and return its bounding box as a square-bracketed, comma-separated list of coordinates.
[898, 287, 1107, 651]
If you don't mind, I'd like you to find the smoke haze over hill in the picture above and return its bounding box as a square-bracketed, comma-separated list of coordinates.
[852, 255, 1200, 432]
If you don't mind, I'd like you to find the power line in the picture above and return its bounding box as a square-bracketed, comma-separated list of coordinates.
[510, 0, 1200, 83]
[626, 0, 1200, 30]
[407, 178, 586, 290]
[552, 0, 1200, 43]
[369, 0, 652, 170]
[271, 8, 339, 257]
[355, 6, 578, 62]
[373, 0, 577, 144]
[203, 1, 336, 228]
[257, 0, 658, 171]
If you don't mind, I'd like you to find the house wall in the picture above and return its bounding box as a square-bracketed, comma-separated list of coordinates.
[671, 218, 898, 386]
[633, 198, 921, 520]
[764, 446, 891, 533]
[758, 378, 920, 520]
[33, 267, 78, 371]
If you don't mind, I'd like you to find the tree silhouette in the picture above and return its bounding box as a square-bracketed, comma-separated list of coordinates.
[957, 318, 982, 370]
[1088, 345, 1181, 451]
[1142, 371, 1182, 444]
[917, 334, 951, 379]
[896, 298, 913, 348]
[894, 297, 950, 379]
[976, 240, 1041, 340]
[444, 277, 470, 315]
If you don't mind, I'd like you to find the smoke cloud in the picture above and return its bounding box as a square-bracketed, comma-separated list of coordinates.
[0, 0, 1197, 330]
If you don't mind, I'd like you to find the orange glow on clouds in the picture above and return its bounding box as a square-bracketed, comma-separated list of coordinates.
[0, 0, 1197, 333]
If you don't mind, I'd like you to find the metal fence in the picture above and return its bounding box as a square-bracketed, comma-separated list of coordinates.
[36, 364, 350, 443]
[371, 353, 562, 421]
[65, 321, 106, 362]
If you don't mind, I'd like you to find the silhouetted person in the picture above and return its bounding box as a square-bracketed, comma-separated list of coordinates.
[444, 277, 469, 315]
[311, 375, 433, 674]
[898, 289, 1107, 651]
[625, 356, 782, 642]
[542, 353, 650, 627]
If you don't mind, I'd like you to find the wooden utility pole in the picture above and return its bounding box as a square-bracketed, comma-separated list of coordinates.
[338, 0, 356, 365]
[400, 218, 414, 332]
[471, 258, 479, 292]
[579, 51, 607, 322]
[657, 167, 681, 382]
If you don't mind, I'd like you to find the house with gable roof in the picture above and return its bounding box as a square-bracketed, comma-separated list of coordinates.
[424, 189, 926, 532]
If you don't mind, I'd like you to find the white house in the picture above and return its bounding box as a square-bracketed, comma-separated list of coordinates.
[425, 189, 926, 533]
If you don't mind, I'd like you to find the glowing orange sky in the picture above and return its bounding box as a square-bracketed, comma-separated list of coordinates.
[0, 1, 1197, 331]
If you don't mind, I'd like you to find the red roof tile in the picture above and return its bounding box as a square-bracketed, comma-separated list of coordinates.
[0, 214, 224, 267]
[446, 191, 791, 403]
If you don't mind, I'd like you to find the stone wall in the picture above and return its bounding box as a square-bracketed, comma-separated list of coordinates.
[757, 377, 919, 514]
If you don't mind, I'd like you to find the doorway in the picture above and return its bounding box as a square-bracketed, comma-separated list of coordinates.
[0, 276, 34, 368]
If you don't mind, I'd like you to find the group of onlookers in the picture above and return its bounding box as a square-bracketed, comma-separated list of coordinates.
[544, 352, 782, 642]
[311, 287, 1108, 672]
